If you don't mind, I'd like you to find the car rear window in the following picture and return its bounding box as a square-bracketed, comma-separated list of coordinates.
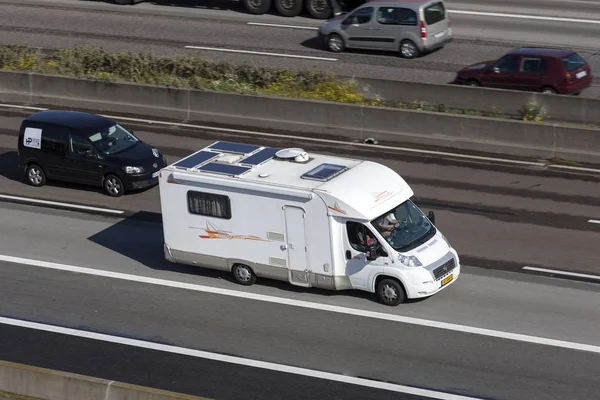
[561, 52, 587, 71]
[424, 2, 446, 25]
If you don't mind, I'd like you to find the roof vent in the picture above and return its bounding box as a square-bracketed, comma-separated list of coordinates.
[275, 148, 309, 163]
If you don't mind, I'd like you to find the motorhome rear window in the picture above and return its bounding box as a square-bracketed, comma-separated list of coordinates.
[301, 163, 348, 181]
[187, 191, 232, 219]
[424, 2, 445, 25]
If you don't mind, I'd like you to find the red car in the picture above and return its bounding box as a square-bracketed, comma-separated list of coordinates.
[453, 47, 592, 95]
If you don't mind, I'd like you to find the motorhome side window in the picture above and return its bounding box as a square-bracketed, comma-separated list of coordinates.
[346, 221, 378, 252]
[187, 190, 232, 219]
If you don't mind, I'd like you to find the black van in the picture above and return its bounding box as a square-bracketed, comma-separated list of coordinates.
[17, 110, 167, 197]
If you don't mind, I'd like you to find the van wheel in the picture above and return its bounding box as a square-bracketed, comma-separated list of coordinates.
[232, 264, 257, 286]
[275, 0, 303, 16]
[399, 40, 420, 59]
[327, 34, 345, 53]
[104, 174, 124, 197]
[26, 164, 46, 187]
[306, 0, 331, 19]
[376, 278, 406, 306]
[541, 86, 556, 94]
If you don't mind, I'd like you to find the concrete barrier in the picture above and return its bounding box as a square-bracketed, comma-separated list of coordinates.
[0, 360, 209, 400]
[342, 76, 600, 126]
[0, 70, 599, 163]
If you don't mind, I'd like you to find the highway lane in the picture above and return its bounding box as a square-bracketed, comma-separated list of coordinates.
[1, 201, 600, 346]
[0, 0, 599, 99]
[0, 251, 599, 399]
[0, 109, 599, 274]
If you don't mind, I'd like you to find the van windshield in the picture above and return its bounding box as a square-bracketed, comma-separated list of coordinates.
[87, 124, 139, 155]
[371, 200, 436, 252]
[424, 2, 445, 25]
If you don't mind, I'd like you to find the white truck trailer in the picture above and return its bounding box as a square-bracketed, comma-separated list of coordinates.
[158, 140, 460, 305]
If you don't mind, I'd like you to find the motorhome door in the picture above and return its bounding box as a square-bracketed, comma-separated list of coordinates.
[283, 205, 310, 287]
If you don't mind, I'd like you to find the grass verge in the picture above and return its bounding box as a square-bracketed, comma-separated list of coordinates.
[0, 45, 549, 122]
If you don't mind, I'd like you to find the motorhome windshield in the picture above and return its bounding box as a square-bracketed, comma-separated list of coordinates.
[371, 200, 436, 252]
[88, 124, 139, 155]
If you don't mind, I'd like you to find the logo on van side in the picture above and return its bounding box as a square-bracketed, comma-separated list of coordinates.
[198, 221, 271, 241]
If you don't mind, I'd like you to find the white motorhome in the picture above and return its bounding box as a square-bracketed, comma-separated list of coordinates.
[158, 141, 460, 306]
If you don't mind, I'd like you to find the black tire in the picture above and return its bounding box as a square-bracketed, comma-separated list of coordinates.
[103, 174, 125, 197]
[467, 79, 480, 87]
[541, 86, 556, 94]
[113, 0, 133, 4]
[232, 264, 257, 286]
[327, 33, 345, 53]
[275, 0, 303, 16]
[243, 0, 272, 15]
[26, 164, 46, 187]
[399, 40, 420, 59]
[376, 278, 406, 306]
[306, 0, 331, 19]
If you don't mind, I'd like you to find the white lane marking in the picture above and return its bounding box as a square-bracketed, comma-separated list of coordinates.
[2, 254, 600, 355]
[449, 10, 600, 25]
[0, 104, 554, 168]
[548, 164, 600, 173]
[589, 219, 600, 224]
[0, 317, 482, 400]
[184, 45, 337, 61]
[0, 194, 124, 214]
[246, 22, 318, 30]
[523, 266, 600, 281]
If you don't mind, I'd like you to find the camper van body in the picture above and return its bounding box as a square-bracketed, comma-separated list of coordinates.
[158, 141, 460, 305]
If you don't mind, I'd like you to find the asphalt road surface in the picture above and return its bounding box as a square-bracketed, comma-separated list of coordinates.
[0, 0, 598, 98]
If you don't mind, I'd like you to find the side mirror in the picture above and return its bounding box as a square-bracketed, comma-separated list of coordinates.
[366, 247, 378, 261]
[428, 211, 436, 225]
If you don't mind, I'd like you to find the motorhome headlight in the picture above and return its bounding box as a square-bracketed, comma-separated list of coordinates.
[398, 254, 422, 267]
[124, 166, 144, 174]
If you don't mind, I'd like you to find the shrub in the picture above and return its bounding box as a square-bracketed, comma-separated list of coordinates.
[518, 101, 548, 122]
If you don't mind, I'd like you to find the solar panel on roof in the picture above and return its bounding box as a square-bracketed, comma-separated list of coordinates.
[198, 162, 251, 176]
[301, 163, 347, 181]
[173, 151, 218, 169]
[208, 141, 261, 154]
[240, 147, 280, 166]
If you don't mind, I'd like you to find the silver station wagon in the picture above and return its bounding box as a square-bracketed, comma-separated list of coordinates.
[317, 0, 452, 58]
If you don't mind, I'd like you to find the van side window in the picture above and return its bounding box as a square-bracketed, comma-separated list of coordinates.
[377, 7, 417, 25]
[39, 127, 64, 155]
[187, 191, 232, 219]
[68, 134, 95, 157]
[520, 57, 547, 73]
[345, 7, 373, 25]
[346, 221, 378, 252]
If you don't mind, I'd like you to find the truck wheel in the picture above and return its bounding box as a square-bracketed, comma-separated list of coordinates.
[232, 264, 257, 286]
[376, 278, 406, 306]
[243, 0, 272, 15]
[306, 0, 331, 19]
[104, 174, 124, 197]
[26, 164, 46, 187]
[275, 0, 303, 16]
[113, 0, 133, 4]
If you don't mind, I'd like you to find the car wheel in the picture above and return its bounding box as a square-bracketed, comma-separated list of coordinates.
[113, 0, 133, 4]
[104, 174, 124, 197]
[232, 264, 257, 286]
[376, 278, 406, 306]
[327, 34, 345, 53]
[399, 40, 420, 59]
[243, 0, 272, 15]
[26, 164, 46, 187]
[306, 0, 331, 19]
[467, 79, 480, 87]
[541, 86, 556, 94]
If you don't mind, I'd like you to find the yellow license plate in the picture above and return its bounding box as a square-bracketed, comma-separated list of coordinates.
[441, 274, 453, 286]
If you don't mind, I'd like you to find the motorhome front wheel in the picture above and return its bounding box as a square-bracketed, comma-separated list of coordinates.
[376, 278, 406, 306]
[232, 264, 257, 286]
